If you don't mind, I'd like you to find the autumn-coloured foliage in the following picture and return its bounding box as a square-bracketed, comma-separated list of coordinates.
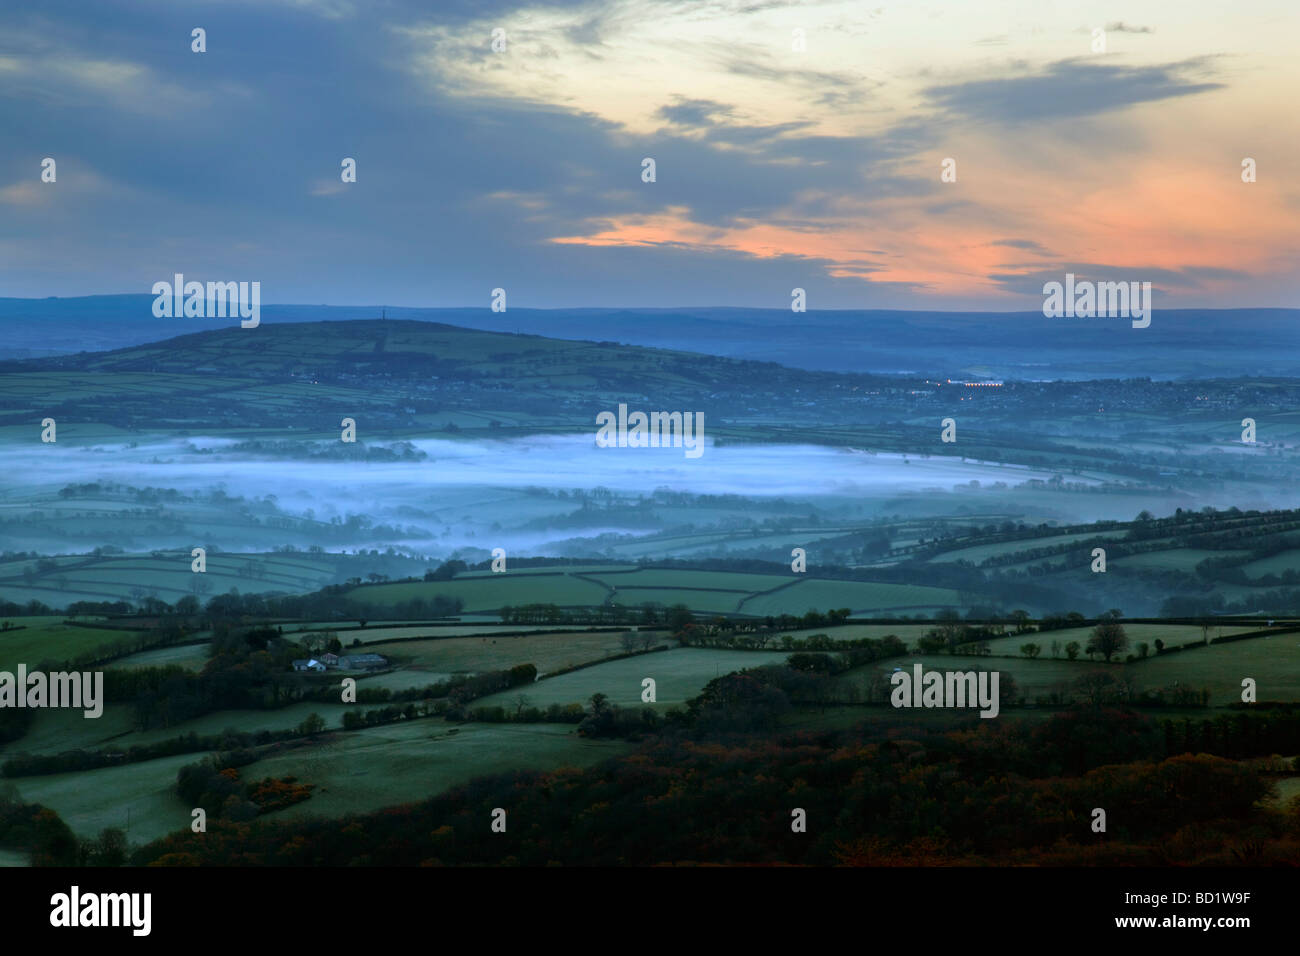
[248, 776, 315, 813]
[137, 707, 1300, 867]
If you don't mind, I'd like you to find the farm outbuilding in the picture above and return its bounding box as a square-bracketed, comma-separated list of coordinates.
[340, 653, 388, 671]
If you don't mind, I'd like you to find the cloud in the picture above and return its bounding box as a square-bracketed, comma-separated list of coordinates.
[1105, 22, 1155, 34]
[924, 58, 1224, 125]
[990, 238, 1052, 255]
[656, 98, 735, 127]
[0, 181, 44, 205]
[985, 262, 1253, 298]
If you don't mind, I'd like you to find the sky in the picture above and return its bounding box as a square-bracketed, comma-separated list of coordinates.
[1, 0, 1296, 310]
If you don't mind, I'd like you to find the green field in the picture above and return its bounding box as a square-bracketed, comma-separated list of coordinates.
[475, 647, 785, 710]
[106, 642, 212, 671]
[346, 624, 586, 642]
[354, 575, 611, 612]
[978, 624, 1263, 656]
[846, 653, 1107, 701]
[740, 579, 962, 617]
[11, 750, 212, 844]
[0, 617, 143, 670]
[588, 568, 792, 591]
[609, 588, 751, 614]
[1242, 550, 1300, 578]
[1112, 549, 1252, 572]
[1128, 634, 1300, 705]
[777, 623, 936, 643]
[4, 699, 355, 757]
[0, 552, 344, 605]
[925, 530, 1129, 565]
[459, 565, 635, 578]
[1271, 776, 1300, 810]
[366, 630, 657, 676]
[241, 721, 630, 825]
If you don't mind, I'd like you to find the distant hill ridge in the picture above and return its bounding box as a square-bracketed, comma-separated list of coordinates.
[3, 296, 1298, 378]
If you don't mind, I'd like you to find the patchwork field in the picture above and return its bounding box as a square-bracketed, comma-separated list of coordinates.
[346, 624, 606, 641]
[1112, 550, 1253, 572]
[0, 551, 345, 605]
[977, 624, 1266, 656]
[586, 568, 792, 591]
[354, 574, 611, 612]
[740, 579, 963, 617]
[365, 630, 662, 676]
[3, 699, 356, 757]
[924, 530, 1130, 565]
[1128, 634, 1300, 705]
[0, 617, 143, 670]
[243, 721, 631, 825]
[845, 654, 1107, 701]
[474, 647, 786, 710]
[106, 641, 212, 671]
[11, 751, 212, 845]
[775, 623, 936, 643]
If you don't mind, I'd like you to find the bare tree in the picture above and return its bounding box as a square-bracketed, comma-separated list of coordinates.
[1087, 618, 1128, 662]
[1073, 670, 1120, 708]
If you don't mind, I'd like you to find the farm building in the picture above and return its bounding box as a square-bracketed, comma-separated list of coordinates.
[292, 659, 326, 672]
[340, 653, 388, 671]
[320, 652, 341, 667]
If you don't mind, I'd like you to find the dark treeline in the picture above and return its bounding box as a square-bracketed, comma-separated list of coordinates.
[130, 706, 1299, 866]
[1161, 707, 1300, 760]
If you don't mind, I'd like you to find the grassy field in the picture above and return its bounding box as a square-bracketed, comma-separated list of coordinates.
[459, 565, 635, 578]
[106, 642, 212, 671]
[346, 624, 588, 642]
[243, 721, 631, 825]
[775, 623, 936, 643]
[843, 653, 1109, 701]
[7, 704, 138, 754]
[1242, 550, 1300, 578]
[587, 568, 792, 591]
[741, 579, 962, 617]
[475, 647, 785, 710]
[1112, 549, 1252, 572]
[11, 750, 211, 844]
[4, 699, 356, 756]
[350, 670, 462, 692]
[353, 575, 610, 612]
[1128, 634, 1300, 705]
[0, 552, 344, 605]
[0, 617, 143, 670]
[1271, 776, 1300, 810]
[978, 624, 1264, 656]
[925, 529, 1130, 565]
[609, 588, 751, 614]
[833, 629, 1300, 706]
[365, 630, 655, 676]
[351, 568, 967, 619]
